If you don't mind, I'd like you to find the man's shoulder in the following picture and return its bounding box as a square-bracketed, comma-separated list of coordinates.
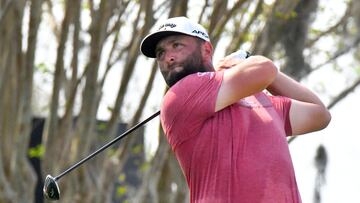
[172, 71, 219, 88]
[168, 71, 222, 95]
[161, 71, 223, 115]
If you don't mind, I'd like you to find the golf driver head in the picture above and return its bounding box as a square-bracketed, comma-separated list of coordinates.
[43, 175, 60, 201]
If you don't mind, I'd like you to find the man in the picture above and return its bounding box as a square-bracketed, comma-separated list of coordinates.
[140, 16, 331, 203]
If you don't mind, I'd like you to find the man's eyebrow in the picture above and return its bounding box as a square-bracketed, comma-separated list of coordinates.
[155, 38, 178, 54]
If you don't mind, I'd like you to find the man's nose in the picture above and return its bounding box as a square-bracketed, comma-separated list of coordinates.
[164, 51, 175, 64]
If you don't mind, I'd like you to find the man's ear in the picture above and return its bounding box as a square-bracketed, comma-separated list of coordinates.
[201, 41, 213, 60]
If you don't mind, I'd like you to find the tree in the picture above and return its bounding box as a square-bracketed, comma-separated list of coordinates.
[0, 0, 359, 202]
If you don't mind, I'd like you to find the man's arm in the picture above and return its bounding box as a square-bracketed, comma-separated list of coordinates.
[267, 72, 331, 135]
[215, 55, 278, 112]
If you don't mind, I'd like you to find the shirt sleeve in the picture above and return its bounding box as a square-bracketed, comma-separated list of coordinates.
[268, 95, 293, 136]
[160, 71, 223, 149]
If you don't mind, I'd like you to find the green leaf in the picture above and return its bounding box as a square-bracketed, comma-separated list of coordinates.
[118, 174, 126, 182]
[116, 186, 127, 197]
[310, 28, 322, 35]
[131, 144, 143, 155]
[36, 63, 50, 73]
[140, 162, 150, 172]
[97, 122, 107, 131]
[106, 148, 116, 157]
[275, 11, 297, 20]
[354, 66, 360, 76]
[28, 144, 45, 159]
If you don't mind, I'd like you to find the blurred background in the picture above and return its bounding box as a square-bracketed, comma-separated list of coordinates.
[0, 0, 359, 202]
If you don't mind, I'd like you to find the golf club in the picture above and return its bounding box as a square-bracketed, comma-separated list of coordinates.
[43, 110, 160, 201]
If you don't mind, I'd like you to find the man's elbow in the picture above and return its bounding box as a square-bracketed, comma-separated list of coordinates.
[252, 56, 278, 86]
[317, 107, 332, 130]
[291, 104, 331, 135]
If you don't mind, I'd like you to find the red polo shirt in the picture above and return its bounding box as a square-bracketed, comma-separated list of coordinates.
[160, 71, 301, 203]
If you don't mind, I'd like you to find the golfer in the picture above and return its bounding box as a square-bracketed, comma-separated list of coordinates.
[140, 16, 331, 203]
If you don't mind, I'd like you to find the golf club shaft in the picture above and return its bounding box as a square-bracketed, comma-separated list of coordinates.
[55, 110, 160, 181]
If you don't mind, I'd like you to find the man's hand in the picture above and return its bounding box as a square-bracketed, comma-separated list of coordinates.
[215, 50, 249, 71]
[215, 57, 245, 71]
[215, 55, 278, 112]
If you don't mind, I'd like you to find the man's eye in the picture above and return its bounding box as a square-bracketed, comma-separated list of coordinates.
[173, 43, 181, 48]
[156, 50, 164, 59]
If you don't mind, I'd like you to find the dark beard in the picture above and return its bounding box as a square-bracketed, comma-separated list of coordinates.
[162, 50, 208, 87]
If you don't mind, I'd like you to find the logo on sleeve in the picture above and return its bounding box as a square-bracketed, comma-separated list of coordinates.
[197, 72, 215, 79]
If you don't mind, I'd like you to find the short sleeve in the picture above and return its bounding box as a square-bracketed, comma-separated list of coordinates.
[268, 96, 293, 136]
[160, 71, 223, 149]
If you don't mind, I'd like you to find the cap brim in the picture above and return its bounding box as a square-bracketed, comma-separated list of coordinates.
[140, 31, 185, 58]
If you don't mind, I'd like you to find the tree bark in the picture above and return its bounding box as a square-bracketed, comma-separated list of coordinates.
[43, 0, 75, 174]
[281, 0, 319, 80]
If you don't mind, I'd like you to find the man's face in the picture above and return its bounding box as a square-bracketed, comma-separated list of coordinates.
[155, 35, 209, 87]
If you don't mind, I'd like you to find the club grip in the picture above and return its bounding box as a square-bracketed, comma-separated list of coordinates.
[228, 50, 251, 59]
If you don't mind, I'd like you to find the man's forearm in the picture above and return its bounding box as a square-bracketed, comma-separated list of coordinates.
[216, 51, 325, 107]
[266, 72, 326, 107]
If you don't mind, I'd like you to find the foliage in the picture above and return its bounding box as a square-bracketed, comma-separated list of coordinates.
[28, 144, 45, 159]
